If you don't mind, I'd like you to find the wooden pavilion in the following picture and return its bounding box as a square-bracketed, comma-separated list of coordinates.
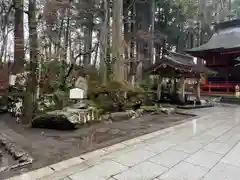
[186, 19, 240, 94]
[145, 50, 215, 104]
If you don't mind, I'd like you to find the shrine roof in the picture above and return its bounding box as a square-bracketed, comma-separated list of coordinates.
[145, 51, 216, 76]
[186, 19, 240, 54]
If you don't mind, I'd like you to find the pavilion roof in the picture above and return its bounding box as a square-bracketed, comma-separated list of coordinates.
[186, 19, 240, 55]
[144, 51, 216, 77]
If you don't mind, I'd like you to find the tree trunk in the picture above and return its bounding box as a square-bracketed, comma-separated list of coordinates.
[130, 1, 137, 86]
[112, 0, 126, 82]
[123, 0, 131, 81]
[63, 10, 70, 61]
[150, 0, 155, 64]
[99, 0, 109, 84]
[59, 9, 70, 89]
[13, 0, 25, 74]
[93, 32, 100, 67]
[23, 0, 38, 124]
[83, 17, 93, 67]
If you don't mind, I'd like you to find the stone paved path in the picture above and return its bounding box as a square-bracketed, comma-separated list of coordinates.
[7, 105, 240, 180]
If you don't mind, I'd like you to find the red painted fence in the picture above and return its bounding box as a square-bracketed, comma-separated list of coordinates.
[200, 80, 240, 94]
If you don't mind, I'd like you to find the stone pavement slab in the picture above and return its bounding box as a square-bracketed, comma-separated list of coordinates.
[148, 149, 189, 168]
[113, 161, 168, 180]
[172, 139, 205, 154]
[159, 161, 209, 180]
[202, 162, 240, 180]
[7, 105, 240, 180]
[203, 141, 234, 154]
[143, 140, 177, 154]
[38, 162, 90, 180]
[185, 149, 223, 169]
[69, 160, 127, 180]
[220, 142, 240, 167]
[111, 149, 156, 167]
[9, 167, 54, 180]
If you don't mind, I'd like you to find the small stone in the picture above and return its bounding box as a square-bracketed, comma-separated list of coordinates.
[120, 131, 127, 135]
[18, 154, 31, 163]
[111, 112, 130, 121]
[104, 120, 113, 124]
[20, 168, 28, 173]
[100, 114, 111, 121]
[109, 129, 120, 135]
[0, 166, 9, 172]
[14, 150, 26, 159]
[160, 107, 175, 115]
[96, 128, 109, 133]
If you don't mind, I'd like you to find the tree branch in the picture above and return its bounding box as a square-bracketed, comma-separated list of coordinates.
[12, 1, 29, 15]
[73, 43, 98, 61]
[59, 42, 99, 90]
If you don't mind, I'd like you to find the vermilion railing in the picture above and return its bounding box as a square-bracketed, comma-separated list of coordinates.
[200, 81, 240, 94]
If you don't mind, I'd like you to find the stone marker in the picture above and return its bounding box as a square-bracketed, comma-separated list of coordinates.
[75, 76, 88, 98]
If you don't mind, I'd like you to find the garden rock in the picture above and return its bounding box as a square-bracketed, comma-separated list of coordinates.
[71, 101, 87, 109]
[110, 112, 131, 121]
[160, 107, 175, 115]
[109, 129, 120, 135]
[32, 112, 77, 130]
[32, 106, 99, 130]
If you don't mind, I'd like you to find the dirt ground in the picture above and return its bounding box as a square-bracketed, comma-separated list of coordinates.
[0, 112, 194, 179]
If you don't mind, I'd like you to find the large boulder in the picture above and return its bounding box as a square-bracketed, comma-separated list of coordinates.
[32, 106, 99, 130]
[32, 111, 78, 130]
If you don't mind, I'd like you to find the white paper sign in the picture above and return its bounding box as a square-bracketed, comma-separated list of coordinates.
[69, 88, 85, 99]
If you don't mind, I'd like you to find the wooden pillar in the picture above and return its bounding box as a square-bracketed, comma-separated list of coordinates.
[157, 76, 163, 101]
[226, 67, 229, 93]
[173, 78, 177, 94]
[169, 78, 174, 94]
[196, 78, 201, 103]
[179, 76, 186, 104]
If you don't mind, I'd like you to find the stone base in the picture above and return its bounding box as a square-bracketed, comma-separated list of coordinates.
[177, 104, 214, 109]
[170, 93, 187, 105]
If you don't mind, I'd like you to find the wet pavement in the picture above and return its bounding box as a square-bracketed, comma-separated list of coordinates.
[7, 104, 240, 180]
